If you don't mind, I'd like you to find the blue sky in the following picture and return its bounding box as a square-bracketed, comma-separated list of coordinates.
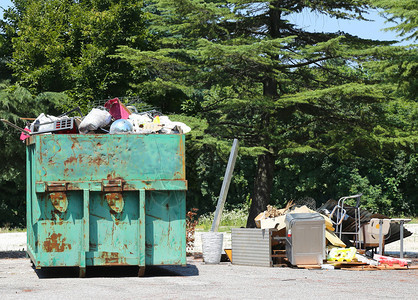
[0, 0, 407, 45]
[289, 8, 407, 45]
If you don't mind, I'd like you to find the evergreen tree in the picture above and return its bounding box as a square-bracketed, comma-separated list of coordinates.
[373, 0, 418, 41]
[117, 1, 417, 224]
[0, 82, 70, 227]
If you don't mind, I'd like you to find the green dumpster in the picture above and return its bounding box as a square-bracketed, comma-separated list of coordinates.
[26, 134, 187, 277]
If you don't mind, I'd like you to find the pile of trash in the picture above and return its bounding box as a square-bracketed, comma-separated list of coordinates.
[255, 202, 345, 247]
[252, 200, 414, 270]
[1, 98, 191, 140]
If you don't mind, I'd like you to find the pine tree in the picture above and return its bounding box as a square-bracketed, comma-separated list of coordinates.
[0, 82, 70, 226]
[116, 0, 417, 224]
[373, 0, 418, 41]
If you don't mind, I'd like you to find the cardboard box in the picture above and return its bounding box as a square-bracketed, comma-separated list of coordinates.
[325, 230, 346, 247]
[260, 215, 286, 230]
[254, 212, 266, 228]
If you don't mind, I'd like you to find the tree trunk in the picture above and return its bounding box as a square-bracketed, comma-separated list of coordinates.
[246, 3, 281, 228]
[246, 151, 275, 228]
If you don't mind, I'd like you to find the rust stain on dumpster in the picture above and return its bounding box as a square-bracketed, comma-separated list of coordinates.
[100, 252, 128, 265]
[70, 137, 80, 149]
[178, 137, 186, 178]
[64, 156, 77, 166]
[91, 155, 106, 166]
[28, 135, 187, 268]
[43, 233, 72, 252]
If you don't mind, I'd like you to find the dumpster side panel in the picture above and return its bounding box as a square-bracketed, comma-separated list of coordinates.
[26, 144, 36, 261]
[87, 191, 140, 266]
[35, 191, 84, 266]
[27, 134, 187, 269]
[145, 191, 186, 265]
[35, 135, 185, 182]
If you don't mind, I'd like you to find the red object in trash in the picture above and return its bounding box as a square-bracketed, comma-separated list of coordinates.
[19, 126, 31, 141]
[104, 98, 132, 120]
[373, 254, 408, 267]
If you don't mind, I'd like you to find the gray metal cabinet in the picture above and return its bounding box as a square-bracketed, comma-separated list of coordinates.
[285, 213, 325, 265]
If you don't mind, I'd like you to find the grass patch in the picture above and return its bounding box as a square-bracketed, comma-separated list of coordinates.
[391, 217, 417, 224]
[196, 207, 248, 232]
[0, 227, 26, 233]
[408, 217, 418, 224]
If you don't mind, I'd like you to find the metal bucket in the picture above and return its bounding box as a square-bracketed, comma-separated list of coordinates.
[201, 232, 223, 264]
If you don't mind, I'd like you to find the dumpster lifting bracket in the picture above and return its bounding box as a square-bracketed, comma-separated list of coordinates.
[46, 182, 69, 213]
[102, 180, 124, 213]
[138, 189, 146, 276]
[79, 189, 89, 278]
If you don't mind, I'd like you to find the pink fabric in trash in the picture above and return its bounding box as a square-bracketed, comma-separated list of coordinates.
[104, 98, 131, 120]
[20, 127, 31, 141]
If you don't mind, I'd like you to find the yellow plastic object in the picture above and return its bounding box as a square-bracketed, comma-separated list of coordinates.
[327, 247, 357, 262]
[224, 249, 232, 262]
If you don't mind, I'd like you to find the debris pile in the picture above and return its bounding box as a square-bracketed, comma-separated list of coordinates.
[1, 97, 191, 140]
[265, 201, 294, 218]
[249, 199, 415, 271]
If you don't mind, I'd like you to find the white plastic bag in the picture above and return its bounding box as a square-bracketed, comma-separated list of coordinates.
[129, 113, 153, 133]
[78, 108, 112, 134]
[30, 113, 67, 133]
[159, 116, 191, 134]
[128, 113, 153, 124]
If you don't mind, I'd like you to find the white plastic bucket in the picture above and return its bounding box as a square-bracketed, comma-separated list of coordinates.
[201, 232, 224, 264]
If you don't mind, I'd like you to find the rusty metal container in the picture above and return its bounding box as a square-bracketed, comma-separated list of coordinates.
[26, 134, 187, 277]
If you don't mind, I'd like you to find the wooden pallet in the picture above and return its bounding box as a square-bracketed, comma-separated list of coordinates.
[331, 261, 369, 269]
[296, 264, 322, 269]
[340, 263, 418, 271]
[272, 250, 287, 266]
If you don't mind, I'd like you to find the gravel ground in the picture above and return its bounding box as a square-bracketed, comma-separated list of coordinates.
[0, 230, 417, 299]
[0, 256, 417, 299]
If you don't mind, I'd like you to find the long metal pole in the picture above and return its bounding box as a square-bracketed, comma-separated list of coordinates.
[378, 219, 384, 256]
[211, 139, 239, 232]
[400, 220, 404, 259]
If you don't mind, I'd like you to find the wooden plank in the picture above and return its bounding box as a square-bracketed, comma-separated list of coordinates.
[376, 264, 409, 270]
[325, 230, 346, 247]
[407, 265, 418, 270]
[297, 264, 321, 269]
[339, 261, 368, 265]
[341, 264, 416, 271]
[272, 250, 286, 254]
[341, 266, 379, 271]
[329, 261, 368, 266]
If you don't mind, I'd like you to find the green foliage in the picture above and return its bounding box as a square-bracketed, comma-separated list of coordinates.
[117, 1, 417, 218]
[168, 114, 256, 213]
[3, 0, 151, 106]
[271, 150, 417, 216]
[0, 0, 416, 228]
[196, 206, 249, 231]
[0, 83, 69, 227]
[373, 0, 418, 41]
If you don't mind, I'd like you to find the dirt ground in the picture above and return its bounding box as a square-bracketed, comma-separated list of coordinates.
[0, 253, 417, 299]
